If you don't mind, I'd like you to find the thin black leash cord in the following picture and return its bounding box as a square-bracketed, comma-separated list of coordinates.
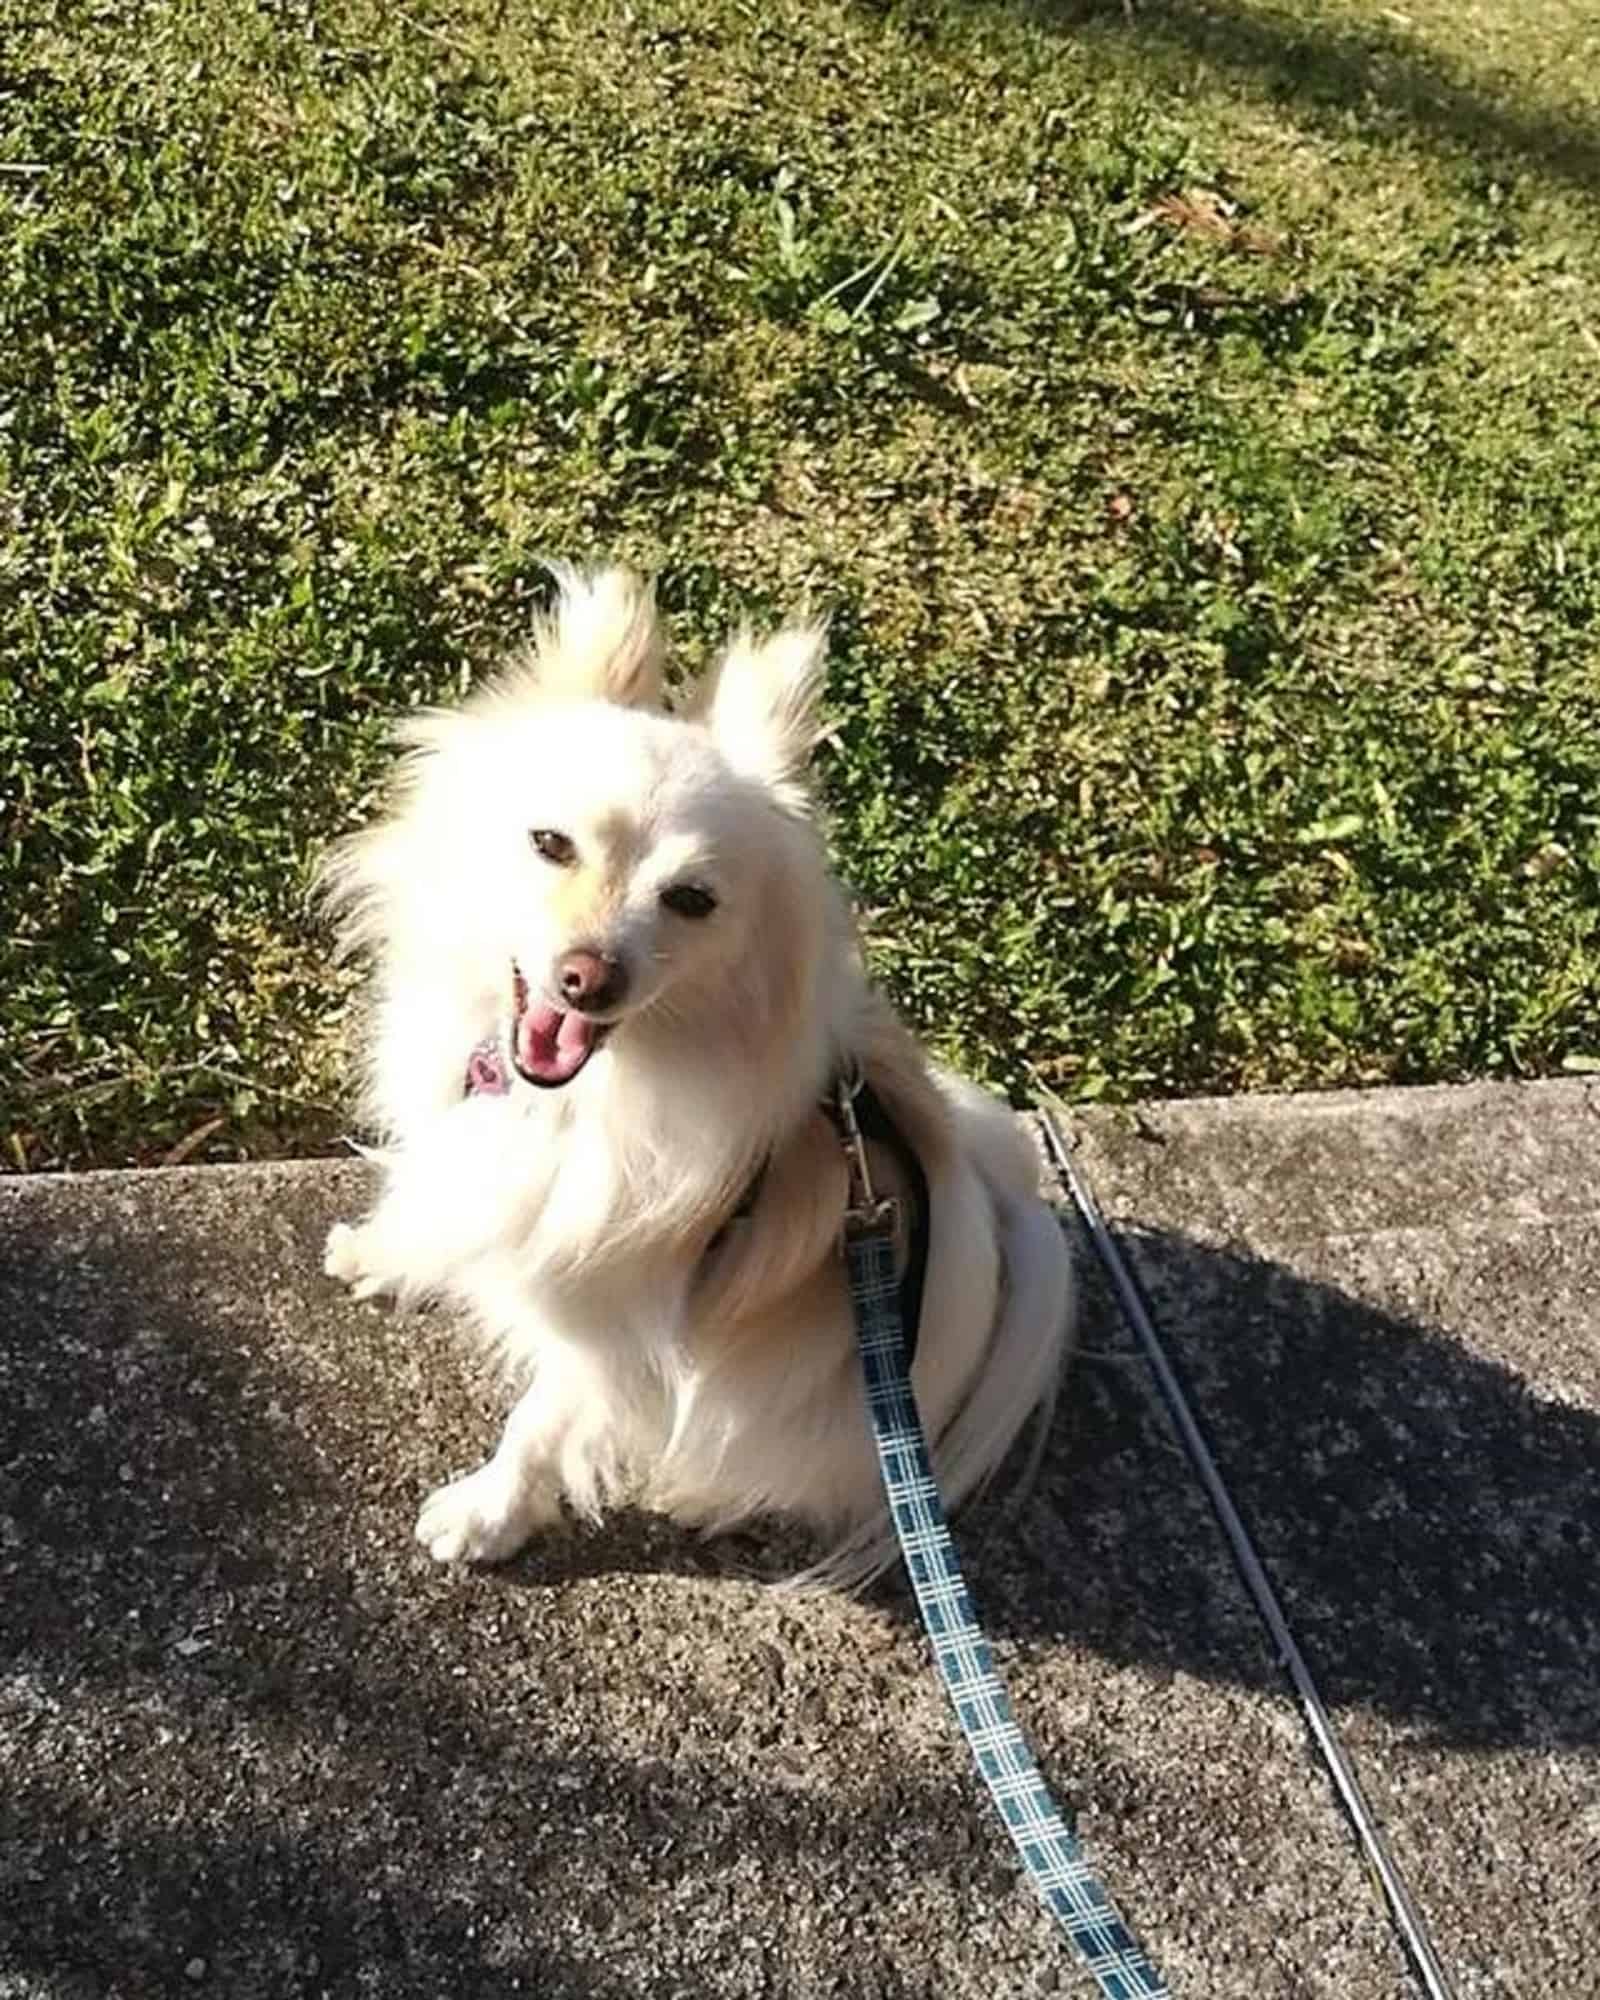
[1037, 1106, 1460, 2000]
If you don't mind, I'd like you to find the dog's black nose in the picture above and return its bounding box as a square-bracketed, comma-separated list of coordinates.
[557, 948, 628, 1013]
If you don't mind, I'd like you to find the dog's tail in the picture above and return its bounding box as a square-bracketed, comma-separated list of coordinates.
[931, 1101, 1074, 1518]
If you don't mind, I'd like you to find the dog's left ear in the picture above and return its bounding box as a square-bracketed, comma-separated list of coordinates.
[701, 622, 828, 813]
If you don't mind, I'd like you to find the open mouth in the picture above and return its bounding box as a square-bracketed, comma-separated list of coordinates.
[510, 964, 612, 1089]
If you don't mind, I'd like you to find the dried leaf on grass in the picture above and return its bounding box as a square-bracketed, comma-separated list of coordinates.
[1147, 186, 1285, 257]
[160, 1115, 226, 1167]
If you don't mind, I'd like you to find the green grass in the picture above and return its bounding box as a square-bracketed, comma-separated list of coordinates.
[3, 0, 1599, 1168]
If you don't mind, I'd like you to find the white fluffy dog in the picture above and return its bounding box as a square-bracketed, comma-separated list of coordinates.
[320, 568, 1071, 1580]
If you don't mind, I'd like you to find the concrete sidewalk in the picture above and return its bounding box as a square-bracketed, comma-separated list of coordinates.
[2, 1081, 1596, 1998]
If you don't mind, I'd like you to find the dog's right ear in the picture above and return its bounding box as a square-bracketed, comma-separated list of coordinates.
[700, 622, 828, 814]
[526, 565, 664, 710]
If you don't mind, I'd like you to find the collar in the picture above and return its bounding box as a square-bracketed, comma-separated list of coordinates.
[465, 1037, 510, 1096]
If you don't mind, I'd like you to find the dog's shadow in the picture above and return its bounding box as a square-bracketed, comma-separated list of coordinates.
[1004, 1225, 1600, 1753]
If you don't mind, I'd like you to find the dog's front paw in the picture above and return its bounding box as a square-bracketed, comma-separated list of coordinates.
[415, 1464, 555, 1565]
[323, 1221, 388, 1300]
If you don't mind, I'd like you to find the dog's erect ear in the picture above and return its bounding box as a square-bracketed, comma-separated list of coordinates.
[702, 622, 828, 812]
[529, 565, 664, 710]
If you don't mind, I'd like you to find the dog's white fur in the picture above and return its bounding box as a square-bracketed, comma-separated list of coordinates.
[320, 567, 1071, 1581]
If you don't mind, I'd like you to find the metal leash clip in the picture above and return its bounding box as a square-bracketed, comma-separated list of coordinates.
[833, 1061, 899, 1238]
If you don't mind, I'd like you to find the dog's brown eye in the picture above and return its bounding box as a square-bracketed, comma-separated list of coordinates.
[529, 828, 576, 866]
[660, 883, 716, 920]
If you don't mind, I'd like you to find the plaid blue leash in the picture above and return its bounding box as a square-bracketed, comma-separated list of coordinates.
[836, 1086, 1170, 2000]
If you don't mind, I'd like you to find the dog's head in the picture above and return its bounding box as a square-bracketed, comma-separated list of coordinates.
[334, 568, 838, 1093]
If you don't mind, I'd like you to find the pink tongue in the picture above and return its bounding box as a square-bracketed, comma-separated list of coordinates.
[515, 1001, 598, 1086]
